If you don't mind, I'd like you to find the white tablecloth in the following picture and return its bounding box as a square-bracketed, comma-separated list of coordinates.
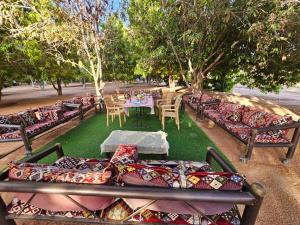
[101, 130, 169, 155]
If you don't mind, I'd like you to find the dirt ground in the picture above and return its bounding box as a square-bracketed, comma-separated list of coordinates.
[0, 83, 299, 225]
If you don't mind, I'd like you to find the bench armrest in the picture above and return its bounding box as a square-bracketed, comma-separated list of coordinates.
[255, 121, 300, 133]
[0, 124, 22, 129]
[206, 147, 236, 173]
[63, 103, 82, 109]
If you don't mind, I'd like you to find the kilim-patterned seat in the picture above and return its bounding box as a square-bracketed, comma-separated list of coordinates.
[200, 101, 300, 163]
[0, 144, 266, 225]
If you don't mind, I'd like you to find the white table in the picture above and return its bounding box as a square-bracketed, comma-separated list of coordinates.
[100, 130, 169, 159]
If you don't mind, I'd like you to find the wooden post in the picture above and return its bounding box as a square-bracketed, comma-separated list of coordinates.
[241, 183, 266, 225]
[0, 197, 16, 225]
[19, 125, 32, 156]
[283, 126, 300, 164]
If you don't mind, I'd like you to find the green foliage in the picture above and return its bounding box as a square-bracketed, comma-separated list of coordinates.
[103, 15, 137, 81]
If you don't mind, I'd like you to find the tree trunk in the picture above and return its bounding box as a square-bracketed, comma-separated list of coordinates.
[169, 76, 176, 91]
[57, 78, 62, 95]
[194, 72, 205, 91]
[51, 78, 63, 96]
[0, 77, 3, 102]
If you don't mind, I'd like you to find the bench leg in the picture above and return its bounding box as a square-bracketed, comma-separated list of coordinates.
[0, 197, 17, 225]
[240, 142, 254, 163]
[241, 183, 266, 225]
[283, 126, 300, 164]
[20, 130, 32, 156]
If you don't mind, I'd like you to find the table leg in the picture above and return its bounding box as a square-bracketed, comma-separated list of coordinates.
[160, 154, 167, 160]
[105, 152, 112, 158]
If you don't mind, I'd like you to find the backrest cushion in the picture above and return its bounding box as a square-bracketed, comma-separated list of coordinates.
[110, 144, 138, 172]
[18, 110, 39, 126]
[118, 163, 173, 188]
[8, 162, 111, 184]
[0, 115, 24, 134]
[241, 108, 273, 128]
[217, 102, 244, 115]
[38, 108, 64, 121]
[266, 114, 293, 138]
[222, 110, 243, 123]
[119, 163, 244, 191]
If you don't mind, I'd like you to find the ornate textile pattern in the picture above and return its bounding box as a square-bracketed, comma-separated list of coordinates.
[38, 109, 64, 121]
[110, 144, 138, 172]
[101, 198, 133, 220]
[7, 198, 240, 225]
[223, 110, 243, 123]
[266, 115, 293, 138]
[133, 207, 240, 225]
[119, 164, 244, 190]
[8, 162, 111, 184]
[0, 115, 24, 134]
[217, 102, 244, 115]
[18, 110, 39, 126]
[54, 156, 110, 172]
[0, 131, 21, 140]
[139, 160, 212, 173]
[204, 110, 224, 124]
[25, 120, 57, 136]
[241, 110, 273, 128]
[7, 199, 96, 219]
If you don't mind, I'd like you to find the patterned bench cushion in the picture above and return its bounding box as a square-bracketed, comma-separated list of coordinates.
[63, 110, 80, 119]
[118, 163, 244, 190]
[0, 114, 24, 134]
[8, 162, 111, 184]
[25, 120, 58, 136]
[7, 198, 240, 225]
[223, 121, 290, 143]
[17, 110, 39, 127]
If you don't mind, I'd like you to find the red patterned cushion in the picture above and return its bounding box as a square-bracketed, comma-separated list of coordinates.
[255, 134, 289, 144]
[38, 109, 64, 121]
[204, 110, 224, 125]
[110, 144, 138, 172]
[222, 110, 243, 123]
[134, 207, 240, 225]
[0, 131, 21, 140]
[217, 102, 244, 115]
[118, 163, 173, 188]
[8, 162, 111, 185]
[241, 109, 273, 128]
[266, 115, 293, 138]
[119, 163, 244, 191]
[25, 120, 57, 136]
[0, 114, 24, 134]
[17, 110, 39, 127]
[63, 110, 79, 118]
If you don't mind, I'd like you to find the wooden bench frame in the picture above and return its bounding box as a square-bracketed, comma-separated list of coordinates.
[0, 102, 96, 156]
[0, 144, 266, 225]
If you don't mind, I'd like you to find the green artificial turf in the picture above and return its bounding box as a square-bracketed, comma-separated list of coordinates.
[37, 109, 229, 170]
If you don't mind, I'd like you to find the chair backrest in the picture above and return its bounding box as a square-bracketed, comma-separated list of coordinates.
[174, 96, 182, 113]
[104, 96, 114, 108]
